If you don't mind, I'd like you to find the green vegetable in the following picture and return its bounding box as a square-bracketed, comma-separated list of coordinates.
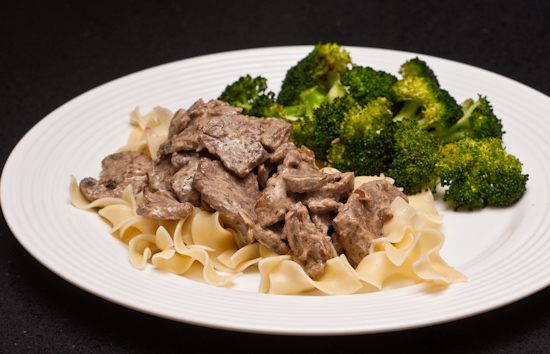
[216, 47, 528, 210]
[277, 43, 352, 114]
[327, 97, 395, 176]
[435, 138, 528, 210]
[438, 95, 504, 143]
[392, 57, 463, 133]
[340, 65, 398, 106]
[387, 117, 443, 195]
[217, 74, 269, 115]
[291, 94, 358, 161]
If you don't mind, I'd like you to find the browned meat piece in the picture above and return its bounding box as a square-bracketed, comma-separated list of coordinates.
[252, 222, 289, 255]
[170, 155, 201, 206]
[283, 202, 336, 279]
[192, 158, 260, 245]
[147, 155, 177, 192]
[257, 161, 274, 189]
[136, 189, 194, 220]
[270, 142, 297, 164]
[168, 108, 190, 138]
[310, 212, 334, 236]
[289, 172, 355, 213]
[333, 179, 408, 267]
[255, 173, 294, 228]
[79, 151, 152, 201]
[248, 117, 292, 152]
[170, 150, 201, 169]
[158, 99, 242, 156]
[253, 145, 353, 260]
[200, 114, 270, 178]
[271, 143, 317, 167]
[277, 145, 319, 175]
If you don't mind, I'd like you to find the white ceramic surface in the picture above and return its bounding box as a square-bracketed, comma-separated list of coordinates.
[2, 46, 549, 335]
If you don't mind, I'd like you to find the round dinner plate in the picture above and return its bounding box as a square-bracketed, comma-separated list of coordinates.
[2, 46, 550, 335]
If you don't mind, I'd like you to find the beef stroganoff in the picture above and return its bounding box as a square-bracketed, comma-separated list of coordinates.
[70, 100, 465, 295]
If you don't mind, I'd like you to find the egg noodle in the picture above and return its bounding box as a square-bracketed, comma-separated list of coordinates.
[70, 106, 466, 295]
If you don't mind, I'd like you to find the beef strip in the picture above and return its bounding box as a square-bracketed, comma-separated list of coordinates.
[170, 150, 201, 169]
[253, 144, 353, 260]
[157, 99, 242, 156]
[168, 108, 190, 138]
[283, 202, 336, 279]
[286, 172, 355, 213]
[170, 155, 201, 206]
[136, 189, 194, 220]
[79, 151, 152, 201]
[248, 117, 292, 152]
[254, 173, 294, 228]
[270, 142, 297, 164]
[192, 158, 260, 245]
[254, 146, 316, 228]
[147, 154, 177, 192]
[252, 222, 289, 255]
[332, 179, 408, 267]
[200, 114, 270, 178]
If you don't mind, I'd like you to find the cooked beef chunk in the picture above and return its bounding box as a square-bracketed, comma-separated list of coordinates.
[248, 117, 292, 152]
[270, 142, 297, 164]
[333, 179, 408, 267]
[170, 151, 201, 169]
[192, 158, 260, 245]
[310, 211, 334, 236]
[136, 189, 194, 220]
[253, 145, 353, 259]
[283, 202, 336, 279]
[147, 155, 177, 192]
[257, 161, 274, 189]
[255, 145, 318, 228]
[158, 99, 242, 156]
[255, 173, 294, 228]
[79, 151, 151, 201]
[200, 114, 270, 178]
[289, 172, 355, 213]
[168, 108, 190, 138]
[252, 222, 289, 255]
[170, 155, 201, 206]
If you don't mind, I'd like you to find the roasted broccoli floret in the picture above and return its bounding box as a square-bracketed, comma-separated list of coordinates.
[290, 94, 358, 161]
[437, 95, 504, 143]
[247, 91, 287, 119]
[277, 43, 352, 114]
[218, 74, 270, 115]
[218, 74, 323, 120]
[435, 137, 528, 210]
[387, 118, 443, 195]
[392, 58, 463, 133]
[340, 65, 398, 106]
[327, 97, 395, 176]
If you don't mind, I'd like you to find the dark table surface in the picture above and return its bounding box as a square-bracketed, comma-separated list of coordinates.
[2, 1, 550, 353]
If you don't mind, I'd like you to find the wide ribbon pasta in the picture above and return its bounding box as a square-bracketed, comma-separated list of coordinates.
[69, 176, 258, 287]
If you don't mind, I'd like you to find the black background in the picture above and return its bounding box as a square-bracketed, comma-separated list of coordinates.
[2, 1, 550, 353]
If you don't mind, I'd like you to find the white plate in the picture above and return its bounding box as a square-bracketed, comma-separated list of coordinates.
[2, 46, 550, 335]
